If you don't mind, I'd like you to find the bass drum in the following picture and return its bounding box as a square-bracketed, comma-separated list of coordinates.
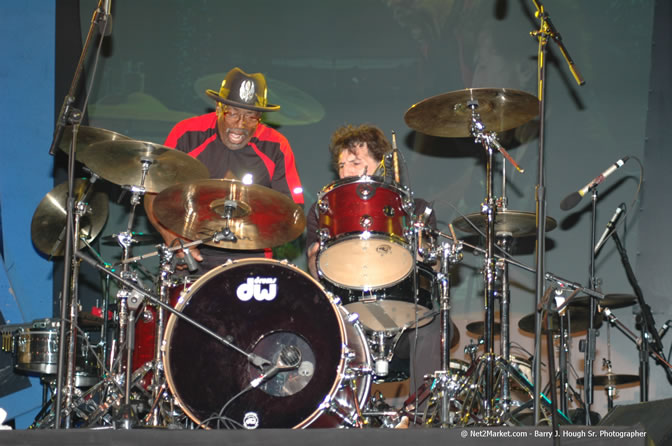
[163, 259, 372, 429]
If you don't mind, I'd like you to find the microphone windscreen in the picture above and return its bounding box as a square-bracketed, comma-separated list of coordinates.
[560, 192, 581, 211]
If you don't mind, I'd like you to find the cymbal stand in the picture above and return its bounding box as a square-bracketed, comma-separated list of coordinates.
[469, 104, 523, 422]
[113, 160, 152, 428]
[143, 245, 176, 427]
[495, 232, 513, 413]
[54, 174, 99, 428]
[417, 236, 462, 427]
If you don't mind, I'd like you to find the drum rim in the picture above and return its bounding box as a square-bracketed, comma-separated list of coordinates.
[317, 236, 414, 291]
[162, 258, 354, 429]
[317, 175, 410, 201]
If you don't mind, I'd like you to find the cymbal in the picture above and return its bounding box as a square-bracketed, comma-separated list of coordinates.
[518, 308, 603, 334]
[58, 125, 130, 158]
[77, 140, 210, 193]
[569, 294, 637, 309]
[31, 179, 109, 257]
[577, 374, 639, 387]
[466, 321, 501, 336]
[153, 179, 306, 250]
[404, 88, 539, 138]
[451, 210, 557, 238]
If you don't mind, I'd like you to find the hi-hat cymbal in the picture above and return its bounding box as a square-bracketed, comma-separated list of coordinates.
[466, 321, 501, 336]
[576, 374, 639, 387]
[153, 179, 306, 250]
[77, 140, 210, 193]
[404, 88, 539, 138]
[518, 308, 603, 334]
[58, 125, 131, 158]
[451, 210, 557, 238]
[569, 294, 637, 309]
[31, 179, 109, 257]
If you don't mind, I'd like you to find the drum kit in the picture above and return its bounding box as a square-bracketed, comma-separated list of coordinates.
[0, 85, 651, 430]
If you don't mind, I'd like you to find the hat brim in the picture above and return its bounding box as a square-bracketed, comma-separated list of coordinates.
[205, 89, 280, 112]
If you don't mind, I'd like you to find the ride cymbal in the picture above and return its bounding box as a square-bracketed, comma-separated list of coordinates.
[77, 140, 210, 193]
[451, 210, 557, 238]
[576, 374, 639, 387]
[153, 179, 306, 250]
[518, 308, 603, 334]
[404, 88, 539, 138]
[31, 179, 109, 257]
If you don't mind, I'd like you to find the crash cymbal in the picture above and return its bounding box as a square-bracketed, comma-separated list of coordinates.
[58, 125, 131, 158]
[153, 179, 306, 250]
[404, 88, 539, 138]
[77, 140, 210, 193]
[569, 294, 637, 309]
[518, 308, 603, 334]
[576, 374, 639, 387]
[31, 179, 109, 257]
[451, 210, 557, 238]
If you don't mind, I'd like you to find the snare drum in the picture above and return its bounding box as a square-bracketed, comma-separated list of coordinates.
[316, 176, 414, 290]
[163, 259, 372, 429]
[324, 263, 437, 332]
[11, 318, 100, 386]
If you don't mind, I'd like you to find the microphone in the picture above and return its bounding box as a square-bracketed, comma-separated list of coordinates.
[560, 156, 630, 210]
[182, 248, 199, 273]
[658, 320, 672, 339]
[594, 203, 625, 254]
[250, 345, 302, 388]
[98, 0, 113, 36]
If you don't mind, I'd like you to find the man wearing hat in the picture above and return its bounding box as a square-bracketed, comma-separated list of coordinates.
[144, 67, 304, 272]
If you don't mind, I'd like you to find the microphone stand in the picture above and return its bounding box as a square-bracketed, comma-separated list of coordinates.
[528, 0, 585, 427]
[610, 232, 672, 397]
[52, 1, 111, 429]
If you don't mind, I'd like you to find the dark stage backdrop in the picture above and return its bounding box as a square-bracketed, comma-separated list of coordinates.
[70, 0, 670, 418]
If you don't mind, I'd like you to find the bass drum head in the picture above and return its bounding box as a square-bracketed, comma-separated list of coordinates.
[163, 259, 349, 429]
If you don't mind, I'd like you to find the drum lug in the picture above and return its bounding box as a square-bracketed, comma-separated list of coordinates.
[359, 215, 372, 230]
[356, 182, 376, 201]
[318, 197, 330, 214]
[318, 228, 331, 242]
[401, 198, 414, 214]
[318, 398, 360, 428]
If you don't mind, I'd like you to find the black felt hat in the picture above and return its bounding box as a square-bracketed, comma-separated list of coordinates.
[205, 67, 280, 112]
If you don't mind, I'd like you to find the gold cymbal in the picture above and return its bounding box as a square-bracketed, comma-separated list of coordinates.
[577, 374, 639, 387]
[153, 179, 306, 250]
[58, 125, 131, 158]
[77, 140, 210, 193]
[569, 294, 637, 309]
[518, 309, 603, 334]
[404, 88, 539, 138]
[451, 210, 557, 238]
[31, 179, 109, 257]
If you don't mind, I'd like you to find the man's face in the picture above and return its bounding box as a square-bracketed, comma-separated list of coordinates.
[217, 105, 261, 150]
[337, 142, 380, 178]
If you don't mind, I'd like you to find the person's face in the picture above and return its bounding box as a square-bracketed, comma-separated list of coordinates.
[337, 143, 380, 179]
[217, 105, 261, 150]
